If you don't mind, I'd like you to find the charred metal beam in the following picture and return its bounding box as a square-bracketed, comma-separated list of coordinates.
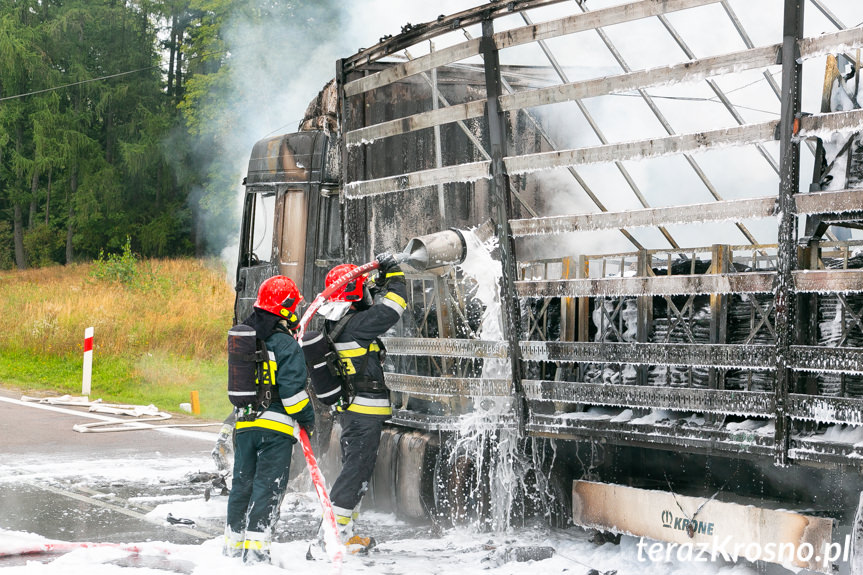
[788, 394, 863, 425]
[518, 272, 776, 298]
[794, 270, 863, 293]
[504, 121, 777, 175]
[499, 44, 779, 114]
[518, 270, 863, 298]
[481, 18, 526, 435]
[519, 341, 775, 369]
[526, 415, 863, 468]
[340, 0, 568, 73]
[510, 190, 863, 236]
[773, 0, 804, 468]
[495, 0, 722, 51]
[526, 414, 776, 460]
[798, 27, 863, 61]
[524, 380, 775, 416]
[791, 345, 863, 374]
[381, 337, 510, 359]
[797, 109, 863, 139]
[344, 161, 490, 199]
[790, 438, 863, 468]
[346, 100, 486, 148]
[387, 373, 513, 398]
[343, 0, 722, 96]
[345, 39, 481, 97]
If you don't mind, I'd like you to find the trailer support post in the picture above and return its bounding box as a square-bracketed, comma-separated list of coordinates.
[774, 0, 805, 467]
[481, 18, 525, 431]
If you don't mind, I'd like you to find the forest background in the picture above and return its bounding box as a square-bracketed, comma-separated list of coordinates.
[0, 0, 348, 270]
[0, 0, 368, 415]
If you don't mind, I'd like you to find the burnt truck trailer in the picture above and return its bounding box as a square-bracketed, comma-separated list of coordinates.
[235, 0, 863, 571]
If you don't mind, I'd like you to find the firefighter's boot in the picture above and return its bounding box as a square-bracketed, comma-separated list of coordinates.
[345, 535, 376, 555]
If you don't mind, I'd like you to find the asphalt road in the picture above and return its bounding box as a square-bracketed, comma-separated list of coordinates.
[0, 387, 219, 457]
[0, 386, 225, 567]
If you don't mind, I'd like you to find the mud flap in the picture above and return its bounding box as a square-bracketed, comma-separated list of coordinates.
[397, 432, 436, 519]
[572, 480, 834, 573]
[851, 491, 863, 575]
[370, 428, 402, 512]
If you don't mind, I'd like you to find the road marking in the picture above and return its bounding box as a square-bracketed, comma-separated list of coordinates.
[27, 480, 220, 540]
[0, 395, 218, 442]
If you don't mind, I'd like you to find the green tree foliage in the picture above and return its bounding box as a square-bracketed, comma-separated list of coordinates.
[178, 0, 345, 256]
[0, 0, 196, 269]
[0, 0, 344, 270]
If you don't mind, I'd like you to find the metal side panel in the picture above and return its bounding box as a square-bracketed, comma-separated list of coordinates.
[519, 341, 775, 369]
[788, 394, 863, 425]
[387, 373, 513, 399]
[791, 345, 863, 373]
[527, 413, 775, 458]
[524, 380, 775, 417]
[518, 272, 776, 298]
[390, 409, 517, 432]
[381, 337, 510, 359]
[528, 413, 863, 468]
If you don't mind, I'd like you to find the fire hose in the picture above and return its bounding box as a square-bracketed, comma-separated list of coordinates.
[298, 427, 343, 569]
[294, 260, 383, 570]
[0, 540, 178, 558]
[296, 259, 381, 341]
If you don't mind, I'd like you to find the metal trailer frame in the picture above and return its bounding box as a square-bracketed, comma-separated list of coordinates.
[332, 0, 863, 469]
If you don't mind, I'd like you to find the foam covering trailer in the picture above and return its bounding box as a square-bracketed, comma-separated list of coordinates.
[233, 1, 863, 571]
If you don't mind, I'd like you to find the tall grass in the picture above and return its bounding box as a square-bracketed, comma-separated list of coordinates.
[0, 258, 235, 419]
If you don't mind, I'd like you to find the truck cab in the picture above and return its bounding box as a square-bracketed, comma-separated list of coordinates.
[234, 130, 340, 323]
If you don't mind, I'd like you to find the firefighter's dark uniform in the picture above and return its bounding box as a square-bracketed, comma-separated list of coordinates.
[328, 264, 407, 535]
[224, 309, 314, 564]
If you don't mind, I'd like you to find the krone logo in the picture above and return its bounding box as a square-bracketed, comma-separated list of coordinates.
[661, 510, 673, 528]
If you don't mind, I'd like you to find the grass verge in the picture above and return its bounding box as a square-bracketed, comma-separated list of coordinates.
[0, 257, 235, 419]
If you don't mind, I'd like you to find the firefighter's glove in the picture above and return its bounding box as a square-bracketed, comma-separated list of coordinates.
[375, 252, 403, 287]
[296, 405, 315, 437]
[300, 420, 315, 438]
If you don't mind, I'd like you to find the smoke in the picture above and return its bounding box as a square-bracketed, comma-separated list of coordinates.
[183, 0, 482, 281]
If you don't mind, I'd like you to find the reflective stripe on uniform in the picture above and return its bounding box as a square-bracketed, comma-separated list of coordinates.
[385, 271, 404, 279]
[243, 530, 271, 550]
[333, 505, 353, 525]
[281, 390, 310, 414]
[236, 410, 297, 436]
[316, 386, 342, 400]
[228, 329, 257, 337]
[334, 341, 366, 374]
[347, 396, 392, 415]
[265, 350, 277, 380]
[382, 292, 407, 314]
[300, 332, 324, 347]
[224, 527, 243, 550]
[334, 342, 366, 357]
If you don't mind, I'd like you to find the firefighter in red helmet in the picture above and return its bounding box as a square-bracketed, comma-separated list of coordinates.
[319, 253, 407, 550]
[223, 275, 315, 564]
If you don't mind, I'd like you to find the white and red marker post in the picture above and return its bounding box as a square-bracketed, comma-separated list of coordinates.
[82, 327, 94, 397]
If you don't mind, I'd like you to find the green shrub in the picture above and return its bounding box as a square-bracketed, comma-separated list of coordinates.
[91, 236, 139, 285]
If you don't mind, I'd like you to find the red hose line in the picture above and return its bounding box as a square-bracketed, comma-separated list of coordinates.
[0, 540, 176, 558]
[299, 427, 344, 570]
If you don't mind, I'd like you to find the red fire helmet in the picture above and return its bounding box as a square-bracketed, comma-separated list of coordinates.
[254, 275, 303, 319]
[325, 264, 365, 302]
